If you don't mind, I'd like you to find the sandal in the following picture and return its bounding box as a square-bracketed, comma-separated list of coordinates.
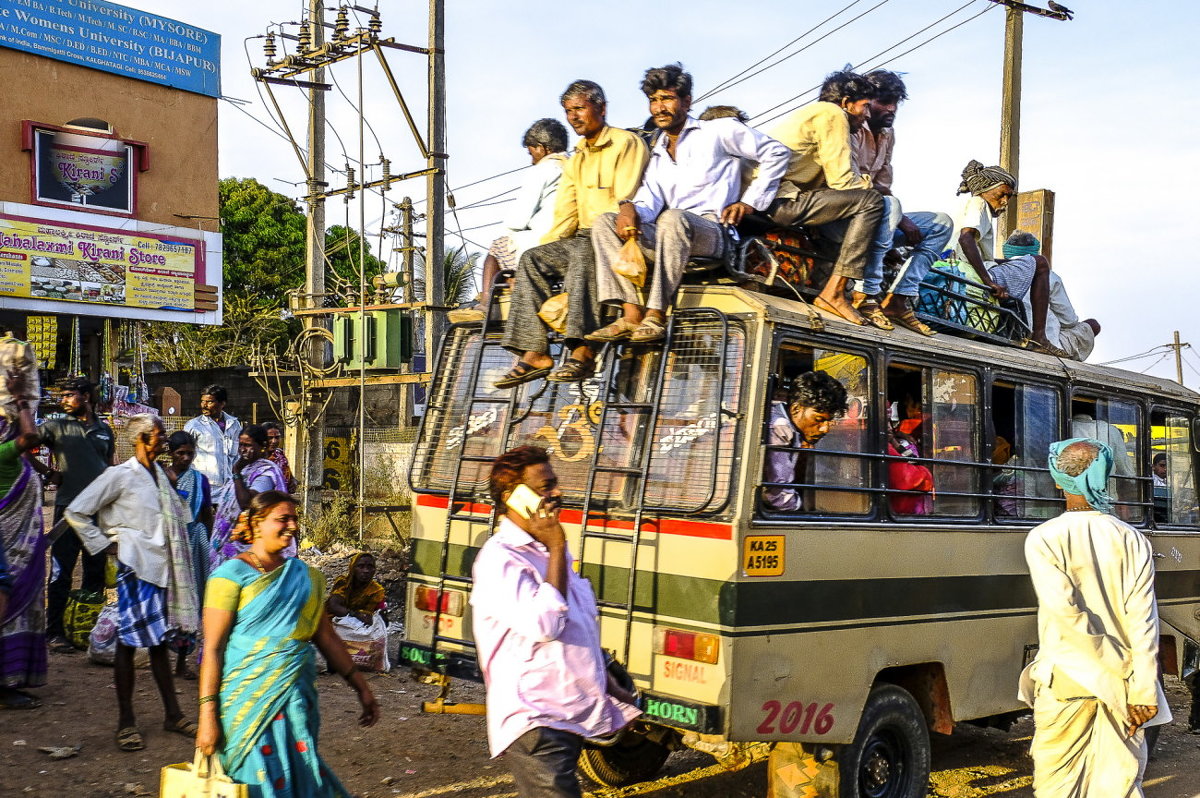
[857, 300, 894, 331]
[0, 688, 41, 710]
[163, 717, 199, 738]
[584, 319, 639, 343]
[630, 317, 667, 344]
[813, 295, 868, 326]
[494, 360, 552, 389]
[547, 358, 595, 383]
[885, 303, 936, 337]
[1026, 340, 1069, 358]
[116, 726, 145, 752]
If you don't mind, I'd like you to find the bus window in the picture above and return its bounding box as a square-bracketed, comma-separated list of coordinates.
[931, 369, 981, 516]
[1071, 396, 1143, 523]
[991, 381, 1060, 520]
[760, 343, 872, 516]
[1150, 410, 1199, 526]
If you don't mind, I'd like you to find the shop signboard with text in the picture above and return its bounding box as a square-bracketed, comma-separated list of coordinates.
[0, 212, 201, 312]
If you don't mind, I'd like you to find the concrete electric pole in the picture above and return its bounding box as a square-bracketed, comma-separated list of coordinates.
[424, 0, 446, 367]
[987, 0, 1072, 238]
[302, 0, 327, 521]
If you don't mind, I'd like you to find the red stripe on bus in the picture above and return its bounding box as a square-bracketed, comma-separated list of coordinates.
[415, 493, 732, 540]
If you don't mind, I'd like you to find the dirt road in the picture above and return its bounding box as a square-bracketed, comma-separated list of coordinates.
[5, 650, 1200, 798]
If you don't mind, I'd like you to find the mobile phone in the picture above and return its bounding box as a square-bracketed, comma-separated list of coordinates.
[506, 483, 544, 519]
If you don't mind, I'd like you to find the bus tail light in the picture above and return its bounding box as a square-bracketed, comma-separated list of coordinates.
[414, 586, 464, 617]
[653, 627, 719, 664]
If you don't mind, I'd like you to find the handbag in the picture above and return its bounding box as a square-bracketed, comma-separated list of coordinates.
[64, 589, 105, 649]
[160, 751, 249, 798]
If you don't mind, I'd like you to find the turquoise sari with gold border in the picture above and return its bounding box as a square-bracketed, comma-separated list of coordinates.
[205, 557, 349, 797]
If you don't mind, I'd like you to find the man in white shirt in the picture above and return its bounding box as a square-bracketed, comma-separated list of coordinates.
[183, 384, 241, 502]
[471, 446, 639, 797]
[1020, 437, 1167, 798]
[1005, 232, 1101, 360]
[588, 64, 790, 345]
[66, 414, 200, 752]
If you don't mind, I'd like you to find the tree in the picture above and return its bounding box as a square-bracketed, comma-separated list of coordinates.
[141, 294, 290, 370]
[325, 225, 385, 297]
[415, 244, 480, 307]
[218, 177, 307, 300]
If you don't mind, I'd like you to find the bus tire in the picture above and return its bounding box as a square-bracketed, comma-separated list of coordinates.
[767, 684, 930, 798]
[838, 683, 930, 798]
[578, 732, 672, 787]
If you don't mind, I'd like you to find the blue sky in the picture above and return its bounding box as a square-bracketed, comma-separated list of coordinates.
[118, 0, 1200, 386]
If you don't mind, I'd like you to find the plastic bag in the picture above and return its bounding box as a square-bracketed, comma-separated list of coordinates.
[537, 293, 569, 334]
[331, 612, 391, 673]
[88, 603, 119, 665]
[612, 236, 646, 289]
[0, 336, 40, 419]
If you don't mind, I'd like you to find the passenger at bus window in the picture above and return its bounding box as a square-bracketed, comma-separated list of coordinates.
[887, 421, 933, 515]
[1152, 452, 1169, 524]
[992, 435, 1023, 517]
[952, 162, 1064, 356]
[587, 64, 791, 345]
[470, 119, 571, 313]
[1152, 453, 1168, 490]
[762, 372, 848, 512]
[762, 69, 887, 329]
[849, 70, 952, 337]
[495, 81, 649, 389]
[1070, 414, 1134, 477]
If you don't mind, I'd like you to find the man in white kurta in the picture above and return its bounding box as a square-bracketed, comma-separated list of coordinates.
[1019, 437, 1169, 798]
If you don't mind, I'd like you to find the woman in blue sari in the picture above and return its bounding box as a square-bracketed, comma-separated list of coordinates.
[209, 425, 289, 571]
[197, 491, 379, 796]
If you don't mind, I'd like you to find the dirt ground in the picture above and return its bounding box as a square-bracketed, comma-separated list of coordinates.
[4, 649, 1200, 798]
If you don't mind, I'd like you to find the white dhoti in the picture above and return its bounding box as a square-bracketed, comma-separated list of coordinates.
[1030, 687, 1147, 798]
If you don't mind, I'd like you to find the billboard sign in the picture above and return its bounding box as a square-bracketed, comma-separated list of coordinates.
[0, 0, 220, 97]
[0, 212, 202, 311]
[33, 127, 135, 215]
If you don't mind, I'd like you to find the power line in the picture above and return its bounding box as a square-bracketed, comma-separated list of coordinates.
[1137, 352, 1171, 375]
[700, 0, 892, 102]
[750, 0, 987, 125]
[1096, 346, 1172, 367]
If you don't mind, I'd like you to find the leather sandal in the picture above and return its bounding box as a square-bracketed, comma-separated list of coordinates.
[116, 726, 145, 752]
[494, 361, 551, 389]
[584, 318, 639, 342]
[630, 316, 667, 344]
[885, 305, 936, 337]
[547, 358, 595, 383]
[851, 292, 893, 331]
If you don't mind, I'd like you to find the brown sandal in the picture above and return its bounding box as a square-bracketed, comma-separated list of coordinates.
[546, 358, 595, 383]
[857, 300, 894, 331]
[888, 307, 935, 337]
[813, 295, 868, 326]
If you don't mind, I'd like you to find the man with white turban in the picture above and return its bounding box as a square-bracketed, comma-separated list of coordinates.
[1019, 437, 1169, 798]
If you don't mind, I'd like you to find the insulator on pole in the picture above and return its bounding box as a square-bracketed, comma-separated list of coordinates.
[380, 157, 391, 188]
[263, 32, 277, 61]
[298, 21, 311, 52]
[368, 12, 382, 33]
[335, 7, 350, 39]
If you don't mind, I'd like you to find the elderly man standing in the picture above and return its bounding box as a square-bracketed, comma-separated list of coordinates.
[587, 63, 789, 345]
[184, 384, 241, 504]
[1019, 437, 1168, 798]
[66, 414, 200, 752]
[496, 81, 648, 388]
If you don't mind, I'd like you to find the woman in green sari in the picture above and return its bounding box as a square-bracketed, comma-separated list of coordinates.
[196, 491, 379, 796]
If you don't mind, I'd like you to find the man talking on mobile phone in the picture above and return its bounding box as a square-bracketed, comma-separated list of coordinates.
[471, 446, 640, 798]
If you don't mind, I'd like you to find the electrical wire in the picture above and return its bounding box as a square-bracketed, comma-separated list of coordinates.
[1096, 346, 1172, 367]
[700, 0, 893, 102]
[1137, 353, 1171, 375]
[750, 0, 988, 125]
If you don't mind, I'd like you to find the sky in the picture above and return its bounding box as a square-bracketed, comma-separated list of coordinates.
[114, 0, 1200, 387]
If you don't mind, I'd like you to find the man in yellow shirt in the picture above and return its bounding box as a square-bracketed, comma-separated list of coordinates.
[765, 70, 885, 329]
[496, 80, 648, 388]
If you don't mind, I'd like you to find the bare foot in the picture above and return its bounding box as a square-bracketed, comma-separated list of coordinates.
[814, 292, 867, 325]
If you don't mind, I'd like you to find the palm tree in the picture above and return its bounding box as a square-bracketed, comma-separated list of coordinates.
[414, 243, 479, 307]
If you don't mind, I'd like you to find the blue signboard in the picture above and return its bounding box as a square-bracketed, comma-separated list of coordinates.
[0, 0, 219, 97]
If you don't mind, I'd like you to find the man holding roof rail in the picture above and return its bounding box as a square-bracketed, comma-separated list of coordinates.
[1019, 437, 1168, 797]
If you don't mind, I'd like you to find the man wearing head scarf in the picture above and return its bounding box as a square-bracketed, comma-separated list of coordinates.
[1005, 231, 1102, 361]
[1019, 437, 1168, 798]
[951, 160, 1063, 355]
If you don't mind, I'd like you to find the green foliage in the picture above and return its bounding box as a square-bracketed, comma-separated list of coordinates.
[415, 245, 480, 306]
[325, 225, 386, 294]
[219, 177, 307, 299]
[141, 294, 290, 370]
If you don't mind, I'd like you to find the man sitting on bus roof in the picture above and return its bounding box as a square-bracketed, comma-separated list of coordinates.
[851, 70, 953, 337]
[763, 69, 886, 329]
[762, 371, 848, 512]
[952, 161, 1065, 356]
[1006, 232, 1101, 361]
[495, 80, 649, 388]
[587, 64, 790, 345]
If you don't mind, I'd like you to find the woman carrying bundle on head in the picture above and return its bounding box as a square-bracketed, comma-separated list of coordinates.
[197, 491, 379, 796]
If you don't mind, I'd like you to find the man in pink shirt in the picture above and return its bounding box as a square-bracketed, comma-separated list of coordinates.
[471, 446, 640, 797]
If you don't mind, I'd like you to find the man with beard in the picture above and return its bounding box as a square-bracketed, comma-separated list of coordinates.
[762, 371, 849, 512]
[588, 63, 790, 344]
[37, 378, 114, 652]
[851, 70, 953, 336]
[764, 69, 886, 328]
[496, 80, 648, 388]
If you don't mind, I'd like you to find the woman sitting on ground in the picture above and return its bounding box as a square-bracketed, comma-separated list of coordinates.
[197, 491, 379, 795]
[326, 552, 387, 626]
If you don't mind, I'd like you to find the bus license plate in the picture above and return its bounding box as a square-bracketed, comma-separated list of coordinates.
[743, 535, 785, 577]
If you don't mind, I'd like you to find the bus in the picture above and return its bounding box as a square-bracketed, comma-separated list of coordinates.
[400, 280, 1200, 798]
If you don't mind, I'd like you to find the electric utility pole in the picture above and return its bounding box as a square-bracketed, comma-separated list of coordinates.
[1170, 330, 1187, 386]
[424, 0, 447, 368]
[987, 0, 1072, 238]
[303, 0, 327, 521]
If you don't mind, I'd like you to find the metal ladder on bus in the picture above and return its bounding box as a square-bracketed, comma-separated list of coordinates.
[422, 273, 525, 710]
[577, 307, 732, 666]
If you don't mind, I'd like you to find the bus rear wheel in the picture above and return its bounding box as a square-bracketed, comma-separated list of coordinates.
[578, 731, 672, 787]
[768, 684, 930, 798]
